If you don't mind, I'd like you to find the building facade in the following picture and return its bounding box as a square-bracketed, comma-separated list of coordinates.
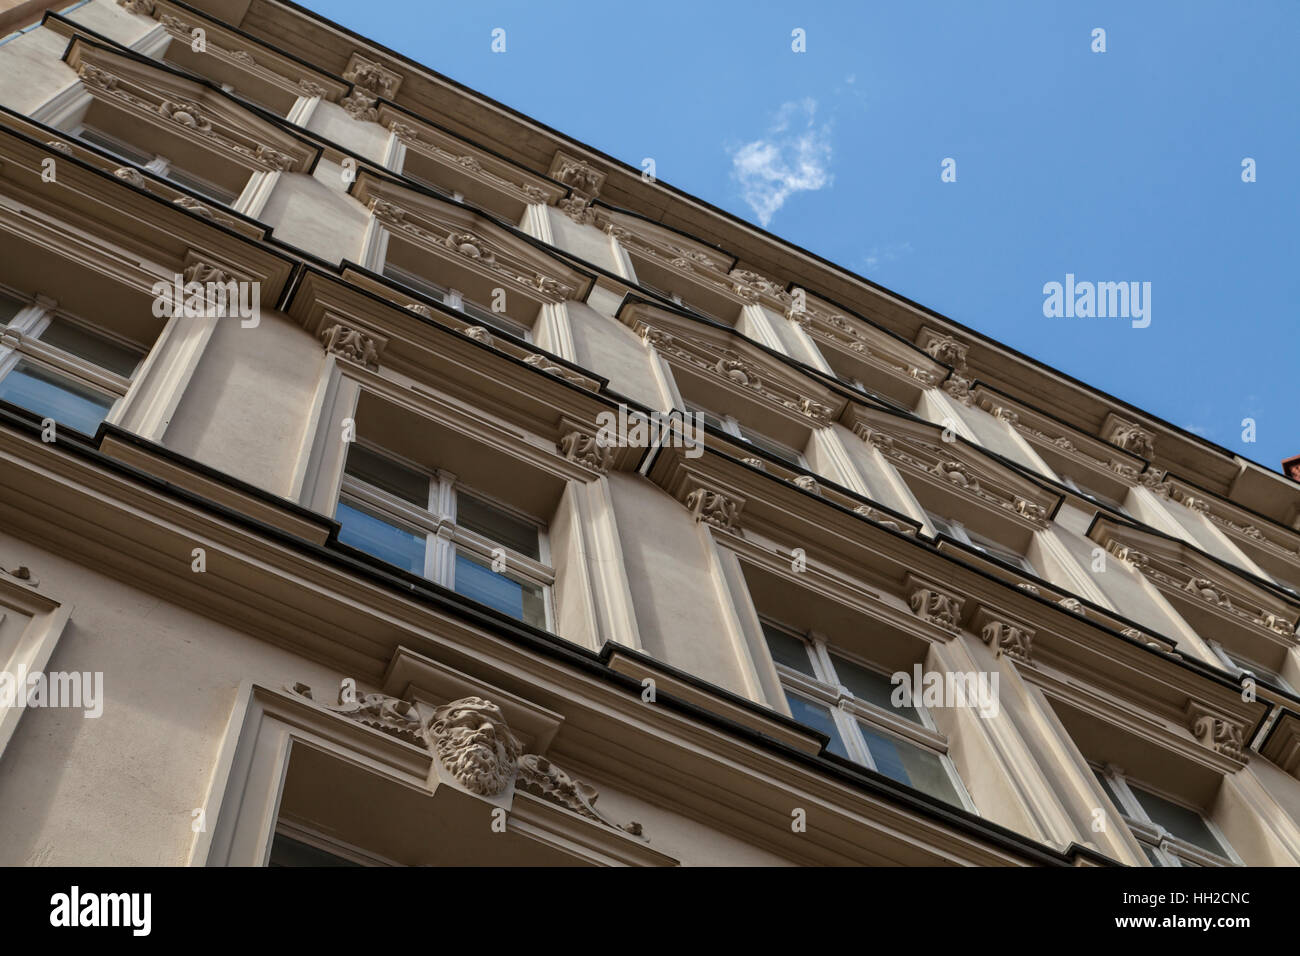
[0, 0, 1298, 867]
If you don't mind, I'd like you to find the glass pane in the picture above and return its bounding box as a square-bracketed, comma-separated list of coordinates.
[738, 426, 802, 466]
[456, 493, 540, 560]
[454, 550, 546, 628]
[78, 126, 153, 166]
[684, 403, 728, 433]
[384, 264, 448, 302]
[0, 360, 114, 433]
[965, 528, 1034, 573]
[1224, 650, 1292, 691]
[344, 444, 429, 507]
[832, 654, 922, 723]
[1128, 784, 1227, 857]
[1139, 842, 1166, 866]
[0, 290, 25, 325]
[859, 723, 963, 806]
[784, 693, 849, 758]
[459, 298, 526, 337]
[1093, 768, 1127, 810]
[268, 833, 362, 867]
[335, 500, 426, 574]
[761, 623, 815, 677]
[38, 318, 142, 377]
[166, 166, 239, 205]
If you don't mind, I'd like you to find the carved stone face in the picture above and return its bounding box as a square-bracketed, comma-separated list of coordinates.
[426, 697, 520, 795]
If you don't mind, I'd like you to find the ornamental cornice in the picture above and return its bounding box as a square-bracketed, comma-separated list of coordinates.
[634, 315, 840, 428]
[1185, 702, 1249, 765]
[364, 194, 579, 303]
[905, 573, 965, 635]
[67, 45, 315, 174]
[386, 118, 561, 206]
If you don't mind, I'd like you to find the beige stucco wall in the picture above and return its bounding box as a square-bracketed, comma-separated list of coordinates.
[162, 310, 325, 498]
[259, 167, 371, 265]
[0, 25, 78, 115]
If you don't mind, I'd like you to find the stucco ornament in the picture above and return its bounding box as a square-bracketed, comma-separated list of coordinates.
[425, 697, 521, 796]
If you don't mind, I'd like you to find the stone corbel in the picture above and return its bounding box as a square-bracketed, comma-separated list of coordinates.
[683, 485, 744, 532]
[905, 573, 965, 635]
[557, 429, 615, 474]
[549, 150, 606, 199]
[1102, 413, 1155, 459]
[342, 53, 403, 99]
[320, 320, 383, 370]
[287, 683, 644, 835]
[1185, 702, 1248, 764]
[972, 606, 1034, 664]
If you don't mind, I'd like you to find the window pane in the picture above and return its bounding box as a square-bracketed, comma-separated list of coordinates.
[454, 550, 546, 628]
[784, 693, 849, 758]
[0, 360, 114, 433]
[738, 426, 802, 466]
[459, 298, 526, 337]
[268, 833, 362, 867]
[859, 723, 963, 806]
[965, 528, 1034, 574]
[78, 126, 153, 166]
[456, 493, 540, 560]
[166, 166, 239, 205]
[38, 318, 141, 377]
[1128, 785, 1228, 857]
[761, 623, 815, 677]
[344, 444, 429, 507]
[335, 500, 426, 574]
[0, 290, 25, 325]
[1093, 769, 1127, 810]
[1223, 650, 1292, 691]
[1139, 842, 1166, 867]
[384, 264, 448, 302]
[832, 655, 922, 724]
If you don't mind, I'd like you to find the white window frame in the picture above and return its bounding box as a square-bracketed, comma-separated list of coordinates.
[1209, 640, 1295, 693]
[1094, 763, 1242, 867]
[927, 511, 1036, 575]
[72, 123, 244, 206]
[1061, 474, 1130, 516]
[335, 440, 555, 631]
[0, 288, 143, 432]
[686, 402, 807, 468]
[763, 618, 977, 812]
[382, 263, 532, 342]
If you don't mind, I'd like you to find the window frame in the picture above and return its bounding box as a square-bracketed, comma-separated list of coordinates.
[927, 511, 1037, 575]
[335, 440, 555, 631]
[382, 262, 532, 342]
[685, 401, 807, 468]
[1093, 763, 1242, 867]
[761, 617, 977, 812]
[0, 290, 144, 434]
[72, 122, 244, 207]
[1209, 640, 1295, 693]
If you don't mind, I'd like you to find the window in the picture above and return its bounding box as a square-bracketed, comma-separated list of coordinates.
[927, 511, 1036, 575]
[74, 125, 241, 206]
[335, 441, 552, 629]
[839, 375, 907, 412]
[268, 832, 364, 867]
[1061, 474, 1130, 516]
[1210, 642, 1294, 693]
[761, 619, 974, 810]
[685, 402, 805, 469]
[1093, 765, 1240, 867]
[383, 264, 530, 340]
[0, 299, 143, 435]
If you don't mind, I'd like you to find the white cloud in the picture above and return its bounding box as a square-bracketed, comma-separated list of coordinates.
[729, 99, 832, 227]
[864, 241, 913, 270]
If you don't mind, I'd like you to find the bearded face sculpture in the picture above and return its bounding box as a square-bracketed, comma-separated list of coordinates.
[425, 697, 521, 796]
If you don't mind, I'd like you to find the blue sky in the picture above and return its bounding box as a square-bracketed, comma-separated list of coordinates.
[300, 0, 1299, 476]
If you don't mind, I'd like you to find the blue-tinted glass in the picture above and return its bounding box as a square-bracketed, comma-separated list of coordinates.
[454, 551, 546, 628]
[335, 501, 426, 574]
[761, 623, 815, 676]
[859, 723, 963, 806]
[0, 360, 113, 433]
[831, 654, 922, 724]
[784, 693, 849, 758]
